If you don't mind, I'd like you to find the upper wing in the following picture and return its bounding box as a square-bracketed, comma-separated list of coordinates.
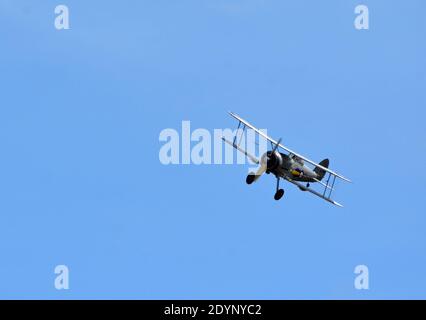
[228, 111, 351, 183]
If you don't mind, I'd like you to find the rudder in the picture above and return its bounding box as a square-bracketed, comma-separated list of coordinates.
[314, 159, 329, 181]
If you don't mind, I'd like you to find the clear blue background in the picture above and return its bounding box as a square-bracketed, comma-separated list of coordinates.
[0, 0, 425, 299]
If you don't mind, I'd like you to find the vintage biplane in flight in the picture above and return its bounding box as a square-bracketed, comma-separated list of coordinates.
[222, 112, 351, 207]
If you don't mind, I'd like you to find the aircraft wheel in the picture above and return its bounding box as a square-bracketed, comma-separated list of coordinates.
[274, 189, 285, 200]
[246, 173, 256, 185]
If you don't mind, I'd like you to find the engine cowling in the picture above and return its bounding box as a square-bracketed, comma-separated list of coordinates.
[261, 151, 283, 171]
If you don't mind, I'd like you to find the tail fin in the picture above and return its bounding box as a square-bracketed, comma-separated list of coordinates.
[314, 159, 329, 181]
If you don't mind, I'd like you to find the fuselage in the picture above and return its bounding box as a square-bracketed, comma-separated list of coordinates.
[264, 152, 319, 182]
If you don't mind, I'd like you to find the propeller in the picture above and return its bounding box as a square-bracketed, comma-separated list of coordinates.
[271, 138, 282, 155]
[250, 138, 282, 183]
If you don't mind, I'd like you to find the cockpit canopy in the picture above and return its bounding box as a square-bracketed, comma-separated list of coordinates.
[289, 153, 304, 165]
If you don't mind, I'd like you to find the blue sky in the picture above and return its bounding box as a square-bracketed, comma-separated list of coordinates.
[0, 0, 425, 299]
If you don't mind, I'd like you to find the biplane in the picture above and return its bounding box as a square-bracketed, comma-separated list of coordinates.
[222, 112, 351, 207]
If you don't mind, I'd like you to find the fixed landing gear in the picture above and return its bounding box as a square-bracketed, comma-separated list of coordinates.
[246, 173, 285, 200]
[274, 177, 285, 200]
[246, 172, 256, 185]
[274, 189, 285, 200]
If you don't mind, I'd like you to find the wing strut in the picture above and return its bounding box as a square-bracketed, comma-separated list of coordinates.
[222, 117, 259, 165]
